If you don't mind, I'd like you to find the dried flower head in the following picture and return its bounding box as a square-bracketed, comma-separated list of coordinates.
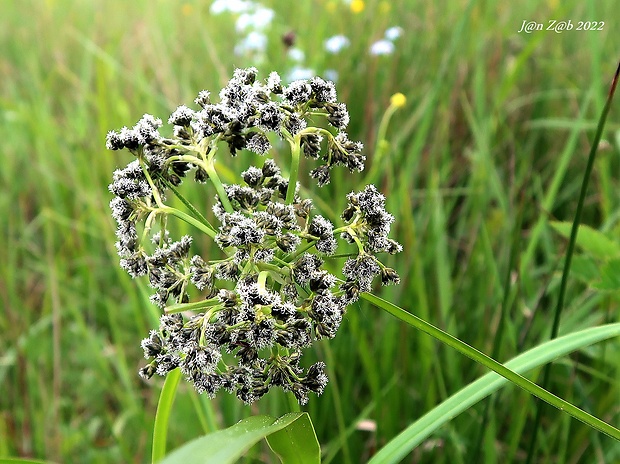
[106, 68, 401, 404]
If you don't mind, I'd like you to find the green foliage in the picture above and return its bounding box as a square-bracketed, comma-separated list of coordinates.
[266, 413, 321, 464]
[550, 221, 620, 260]
[152, 369, 182, 463]
[368, 322, 620, 463]
[159, 413, 319, 464]
[597, 259, 620, 291]
[552, 221, 620, 292]
[1, 0, 619, 463]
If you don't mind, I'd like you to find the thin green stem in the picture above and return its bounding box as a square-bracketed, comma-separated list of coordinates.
[364, 103, 399, 183]
[142, 210, 159, 243]
[361, 292, 620, 441]
[285, 135, 301, 204]
[286, 240, 317, 262]
[204, 161, 234, 214]
[139, 158, 165, 207]
[526, 61, 620, 462]
[140, 156, 219, 239]
[159, 176, 216, 232]
[286, 392, 301, 413]
[164, 143, 233, 214]
[300, 126, 336, 139]
[165, 298, 221, 314]
[160, 206, 217, 239]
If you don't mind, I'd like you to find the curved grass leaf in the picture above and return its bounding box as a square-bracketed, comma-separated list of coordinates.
[368, 323, 620, 463]
[362, 294, 620, 442]
[525, 63, 620, 463]
[152, 368, 182, 463]
[160, 412, 318, 464]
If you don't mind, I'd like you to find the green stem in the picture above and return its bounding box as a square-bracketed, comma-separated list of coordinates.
[152, 368, 182, 463]
[165, 146, 233, 214]
[204, 160, 234, 214]
[160, 206, 217, 239]
[159, 176, 216, 232]
[139, 158, 165, 207]
[285, 135, 301, 205]
[257, 270, 269, 293]
[165, 298, 221, 314]
[286, 240, 317, 262]
[526, 61, 620, 462]
[360, 292, 620, 440]
[142, 210, 159, 243]
[365, 103, 399, 183]
[140, 156, 219, 239]
[286, 392, 301, 413]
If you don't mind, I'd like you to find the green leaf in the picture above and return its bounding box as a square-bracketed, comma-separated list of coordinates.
[361, 293, 620, 445]
[152, 368, 182, 463]
[266, 413, 321, 463]
[368, 323, 620, 464]
[160, 413, 316, 464]
[570, 255, 601, 283]
[594, 258, 620, 291]
[550, 221, 620, 259]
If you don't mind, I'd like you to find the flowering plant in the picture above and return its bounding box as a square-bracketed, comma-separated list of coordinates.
[104, 66, 620, 463]
[106, 67, 401, 406]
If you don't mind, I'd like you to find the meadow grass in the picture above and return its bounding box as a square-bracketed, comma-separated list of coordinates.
[1, 0, 619, 462]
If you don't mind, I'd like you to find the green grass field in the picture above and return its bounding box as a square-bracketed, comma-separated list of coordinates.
[1, 0, 619, 462]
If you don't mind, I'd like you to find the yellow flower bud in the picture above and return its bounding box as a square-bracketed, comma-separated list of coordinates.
[390, 93, 406, 108]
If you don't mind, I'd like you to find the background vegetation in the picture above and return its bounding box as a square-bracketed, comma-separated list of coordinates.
[1, 0, 618, 462]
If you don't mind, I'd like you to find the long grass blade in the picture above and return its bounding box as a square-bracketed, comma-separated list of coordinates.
[368, 323, 620, 463]
[152, 368, 182, 463]
[526, 60, 620, 462]
[361, 293, 620, 441]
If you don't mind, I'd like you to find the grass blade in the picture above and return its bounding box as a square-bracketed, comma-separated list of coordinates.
[361, 293, 620, 441]
[152, 368, 182, 463]
[368, 322, 620, 463]
[526, 60, 620, 461]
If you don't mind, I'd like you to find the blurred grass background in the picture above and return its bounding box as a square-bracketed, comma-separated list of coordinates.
[1, 0, 619, 462]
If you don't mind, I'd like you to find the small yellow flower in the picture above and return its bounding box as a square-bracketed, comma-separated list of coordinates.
[350, 0, 365, 14]
[390, 93, 406, 108]
[379, 1, 391, 14]
[181, 3, 193, 16]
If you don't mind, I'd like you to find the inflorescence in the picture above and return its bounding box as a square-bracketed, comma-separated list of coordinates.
[106, 67, 401, 405]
